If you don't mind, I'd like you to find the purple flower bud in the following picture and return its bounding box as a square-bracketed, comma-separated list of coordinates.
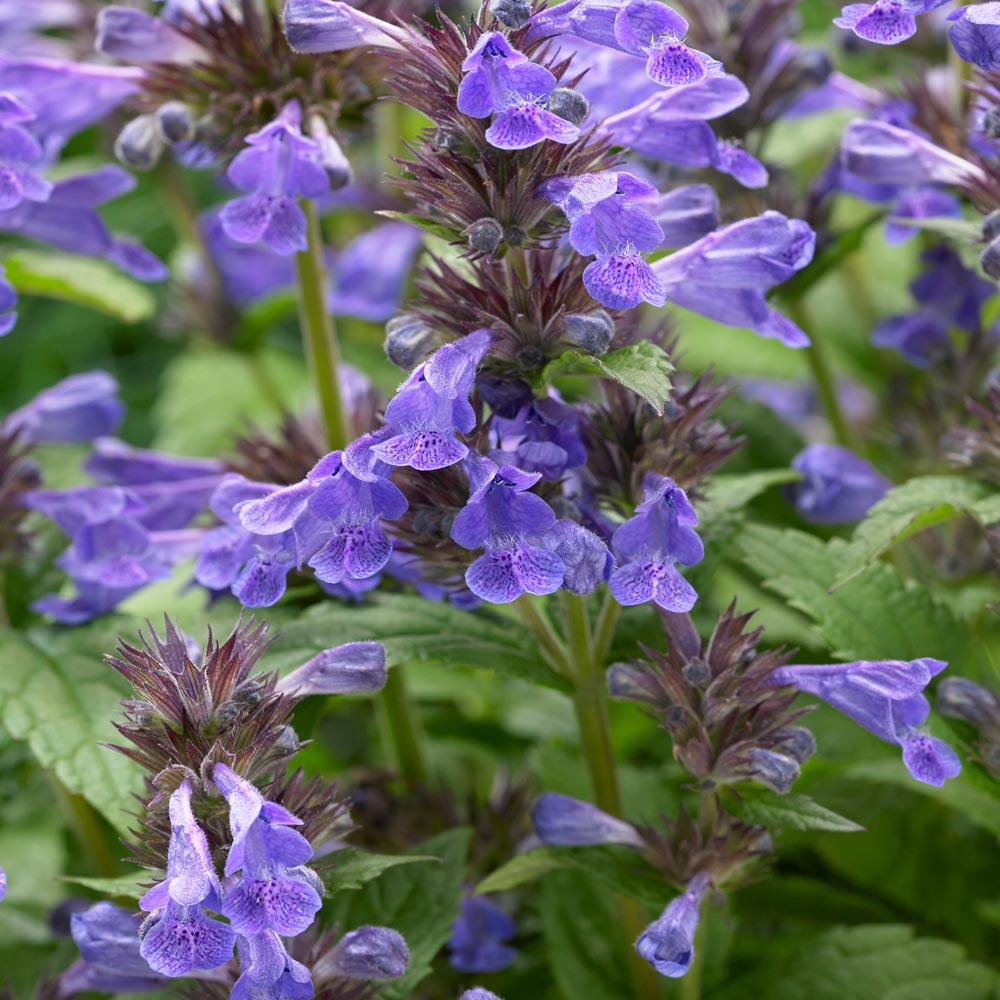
[384, 314, 439, 369]
[97, 6, 203, 62]
[937, 677, 1000, 729]
[738, 747, 801, 793]
[276, 641, 387, 696]
[490, 0, 532, 29]
[283, 0, 408, 53]
[0, 264, 15, 336]
[0, 866, 5, 902]
[114, 114, 165, 170]
[461, 991, 504, 1000]
[547, 87, 590, 124]
[776, 726, 817, 764]
[562, 309, 615, 354]
[790, 444, 890, 524]
[767, 658, 962, 787]
[465, 217, 504, 255]
[329, 926, 409, 980]
[872, 313, 950, 369]
[841, 120, 985, 188]
[949, 4, 1000, 70]
[449, 894, 517, 974]
[532, 792, 644, 847]
[155, 101, 195, 144]
[636, 873, 709, 978]
[5, 371, 123, 444]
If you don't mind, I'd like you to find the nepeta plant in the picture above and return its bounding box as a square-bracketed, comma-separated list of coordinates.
[0, 1, 998, 999]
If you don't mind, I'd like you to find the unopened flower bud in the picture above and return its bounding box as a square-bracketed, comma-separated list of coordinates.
[665, 704, 687, 726]
[796, 48, 832, 86]
[547, 87, 589, 125]
[114, 114, 165, 170]
[741, 748, 800, 793]
[775, 726, 817, 764]
[682, 658, 710, 686]
[489, 0, 532, 28]
[155, 101, 195, 143]
[982, 236, 1000, 280]
[465, 217, 503, 255]
[325, 926, 409, 980]
[563, 310, 614, 355]
[308, 113, 352, 190]
[276, 641, 387, 697]
[984, 210, 1000, 244]
[937, 677, 1000, 729]
[533, 793, 643, 847]
[384, 315, 438, 369]
[516, 345, 546, 368]
[504, 225, 527, 246]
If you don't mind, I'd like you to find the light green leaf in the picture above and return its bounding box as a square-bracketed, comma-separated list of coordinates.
[319, 848, 437, 892]
[726, 790, 864, 833]
[375, 209, 455, 242]
[4, 250, 156, 323]
[325, 829, 470, 1000]
[0, 626, 144, 832]
[837, 476, 1000, 584]
[698, 469, 802, 536]
[738, 524, 990, 673]
[476, 848, 569, 894]
[884, 215, 982, 243]
[718, 924, 997, 1000]
[541, 342, 674, 413]
[152, 344, 308, 455]
[268, 594, 570, 691]
[60, 870, 153, 900]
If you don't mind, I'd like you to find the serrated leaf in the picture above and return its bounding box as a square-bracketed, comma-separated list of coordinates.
[541, 342, 674, 413]
[319, 848, 437, 892]
[698, 469, 802, 536]
[727, 790, 864, 833]
[268, 594, 570, 691]
[718, 924, 996, 1000]
[0, 626, 144, 832]
[836, 476, 1000, 584]
[324, 829, 470, 1000]
[738, 524, 990, 673]
[4, 250, 156, 322]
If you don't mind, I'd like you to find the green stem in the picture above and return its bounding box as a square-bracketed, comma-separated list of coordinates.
[515, 595, 573, 676]
[790, 300, 853, 449]
[592, 589, 621, 669]
[376, 666, 431, 791]
[294, 199, 351, 451]
[561, 594, 662, 1000]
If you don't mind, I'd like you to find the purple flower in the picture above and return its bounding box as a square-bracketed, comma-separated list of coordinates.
[841, 120, 985, 188]
[912, 245, 994, 332]
[652, 212, 815, 347]
[0, 866, 5, 902]
[328, 926, 410, 980]
[527, 0, 722, 88]
[636, 873, 709, 978]
[872, 313, 950, 368]
[884, 188, 961, 246]
[767, 658, 962, 786]
[457, 33, 579, 150]
[61, 902, 166, 995]
[834, 1, 950, 45]
[97, 6, 203, 63]
[0, 165, 167, 280]
[490, 394, 587, 479]
[373, 329, 491, 471]
[448, 893, 517, 974]
[790, 444, 890, 524]
[0, 263, 15, 335]
[330, 222, 423, 321]
[232, 929, 314, 1000]
[4, 371, 123, 444]
[283, 0, 408, 53]
[220, 100, 329, 255]
[608, 474, 703, 612]
[0, 94, 52, 211]
[84, 437, 224, 486]
[451, 461, 567, 603]
[532, 792, 643, 847]
[275, 641, 388, 696]
[542, 170, 666, 309]
[949, 4, 1000, 70]
[139, 781, 236, 977]
[650, 183, 718, 248]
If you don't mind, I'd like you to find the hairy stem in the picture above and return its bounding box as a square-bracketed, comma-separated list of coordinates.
[375, 666, 431, 791]
[294, 199, 351, 452]
[515, 595, 573, 676]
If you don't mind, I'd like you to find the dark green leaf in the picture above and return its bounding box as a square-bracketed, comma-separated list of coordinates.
[726, 790, 864, 833]
[319, 848, 437, 892]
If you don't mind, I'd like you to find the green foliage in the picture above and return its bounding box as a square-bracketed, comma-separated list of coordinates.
[3, 250, 157, 323]
[541, 341, 674, 412]
[725, 790, 864, 833]
[319, 848, 438, 892]
[0, 625, 143, 832]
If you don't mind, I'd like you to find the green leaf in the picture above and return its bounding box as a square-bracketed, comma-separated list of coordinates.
[325, 829, 470, 1000]
[151, 344, 308, 455]
[726, 790, 864, 833]
[718, 924, 997, 1000]
[60, 870, 153, 900]
[0, 807, 67, 944]
[319, 848, 437, 892]
[4, 250, 156, 323]
[836, 476, 1000, 584]
[0, 625, 144, 832]
[737, 524, 990, 673]
[269, 594, 570, 691]
[476, 848, 568, 894]
[884, 215, 982, 243]
[540, 870, 633, 1000]
[698, 469, 802, 537]
[541, 342, 674, 413]
[375, 209, 457, 242]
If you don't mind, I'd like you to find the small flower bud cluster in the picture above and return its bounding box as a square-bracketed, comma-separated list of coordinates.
[938, 677, 1000, 780]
